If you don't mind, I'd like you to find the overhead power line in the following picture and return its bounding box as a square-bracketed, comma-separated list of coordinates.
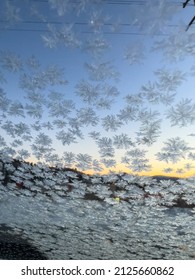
[185, 15, 195, 30]
[183, 0, 195, 8]
[183, 0, 195, 30]
[0, 1, 192, 35]
[9, 0, 182, 5]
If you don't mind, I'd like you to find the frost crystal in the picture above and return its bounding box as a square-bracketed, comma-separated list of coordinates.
[84, 37, 110, 56]
[25, 104, 43, 119]
[48, 0, 70, 16]
[128, 158, 151, 172]
[56, 131, 77, 146]
[97, 137, 114, 158]
[13, 122, 31, 138]
[132, 0, 177, 34]
[76, 107, 99, 126]
[0, 88, 11, 113]
[153, 30, 195, 61]
[155, 69, 186, 92]
[166, 99, 195, 127]
[62, 152, 75, 167]
[58, 24, 81, 48]
[113, 134, 134, 149]
[124, 41, 145, 65]
[136, 120, 161, 146]
[5, 1, 21, 24]
[139, 82, 161, 104]
[92, 159, 103, 172]
[8, 101, 24, 117]
[0, 136, 6, 147]
[156, 137, 192, 163]
[117, 106, 137, 123]
[48, 100, 75, 119]
[102, 115, 122, 132]
[76, 153, 92, 170]
[75, 80, 101, 104]
[0, 51, 22, 72]
[101, 158, 116, 168]
[85, 61, 119, 81]
[41, 33, 58, 49]
[89, 10, 109, 33]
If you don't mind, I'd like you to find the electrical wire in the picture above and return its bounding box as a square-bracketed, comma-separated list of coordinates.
[0, 0, 193, 34]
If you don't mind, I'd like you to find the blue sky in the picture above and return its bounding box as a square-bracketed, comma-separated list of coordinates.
[0, 0, 195, 176]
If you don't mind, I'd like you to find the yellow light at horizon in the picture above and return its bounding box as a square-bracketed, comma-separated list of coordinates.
[23, 157, 195, 179]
